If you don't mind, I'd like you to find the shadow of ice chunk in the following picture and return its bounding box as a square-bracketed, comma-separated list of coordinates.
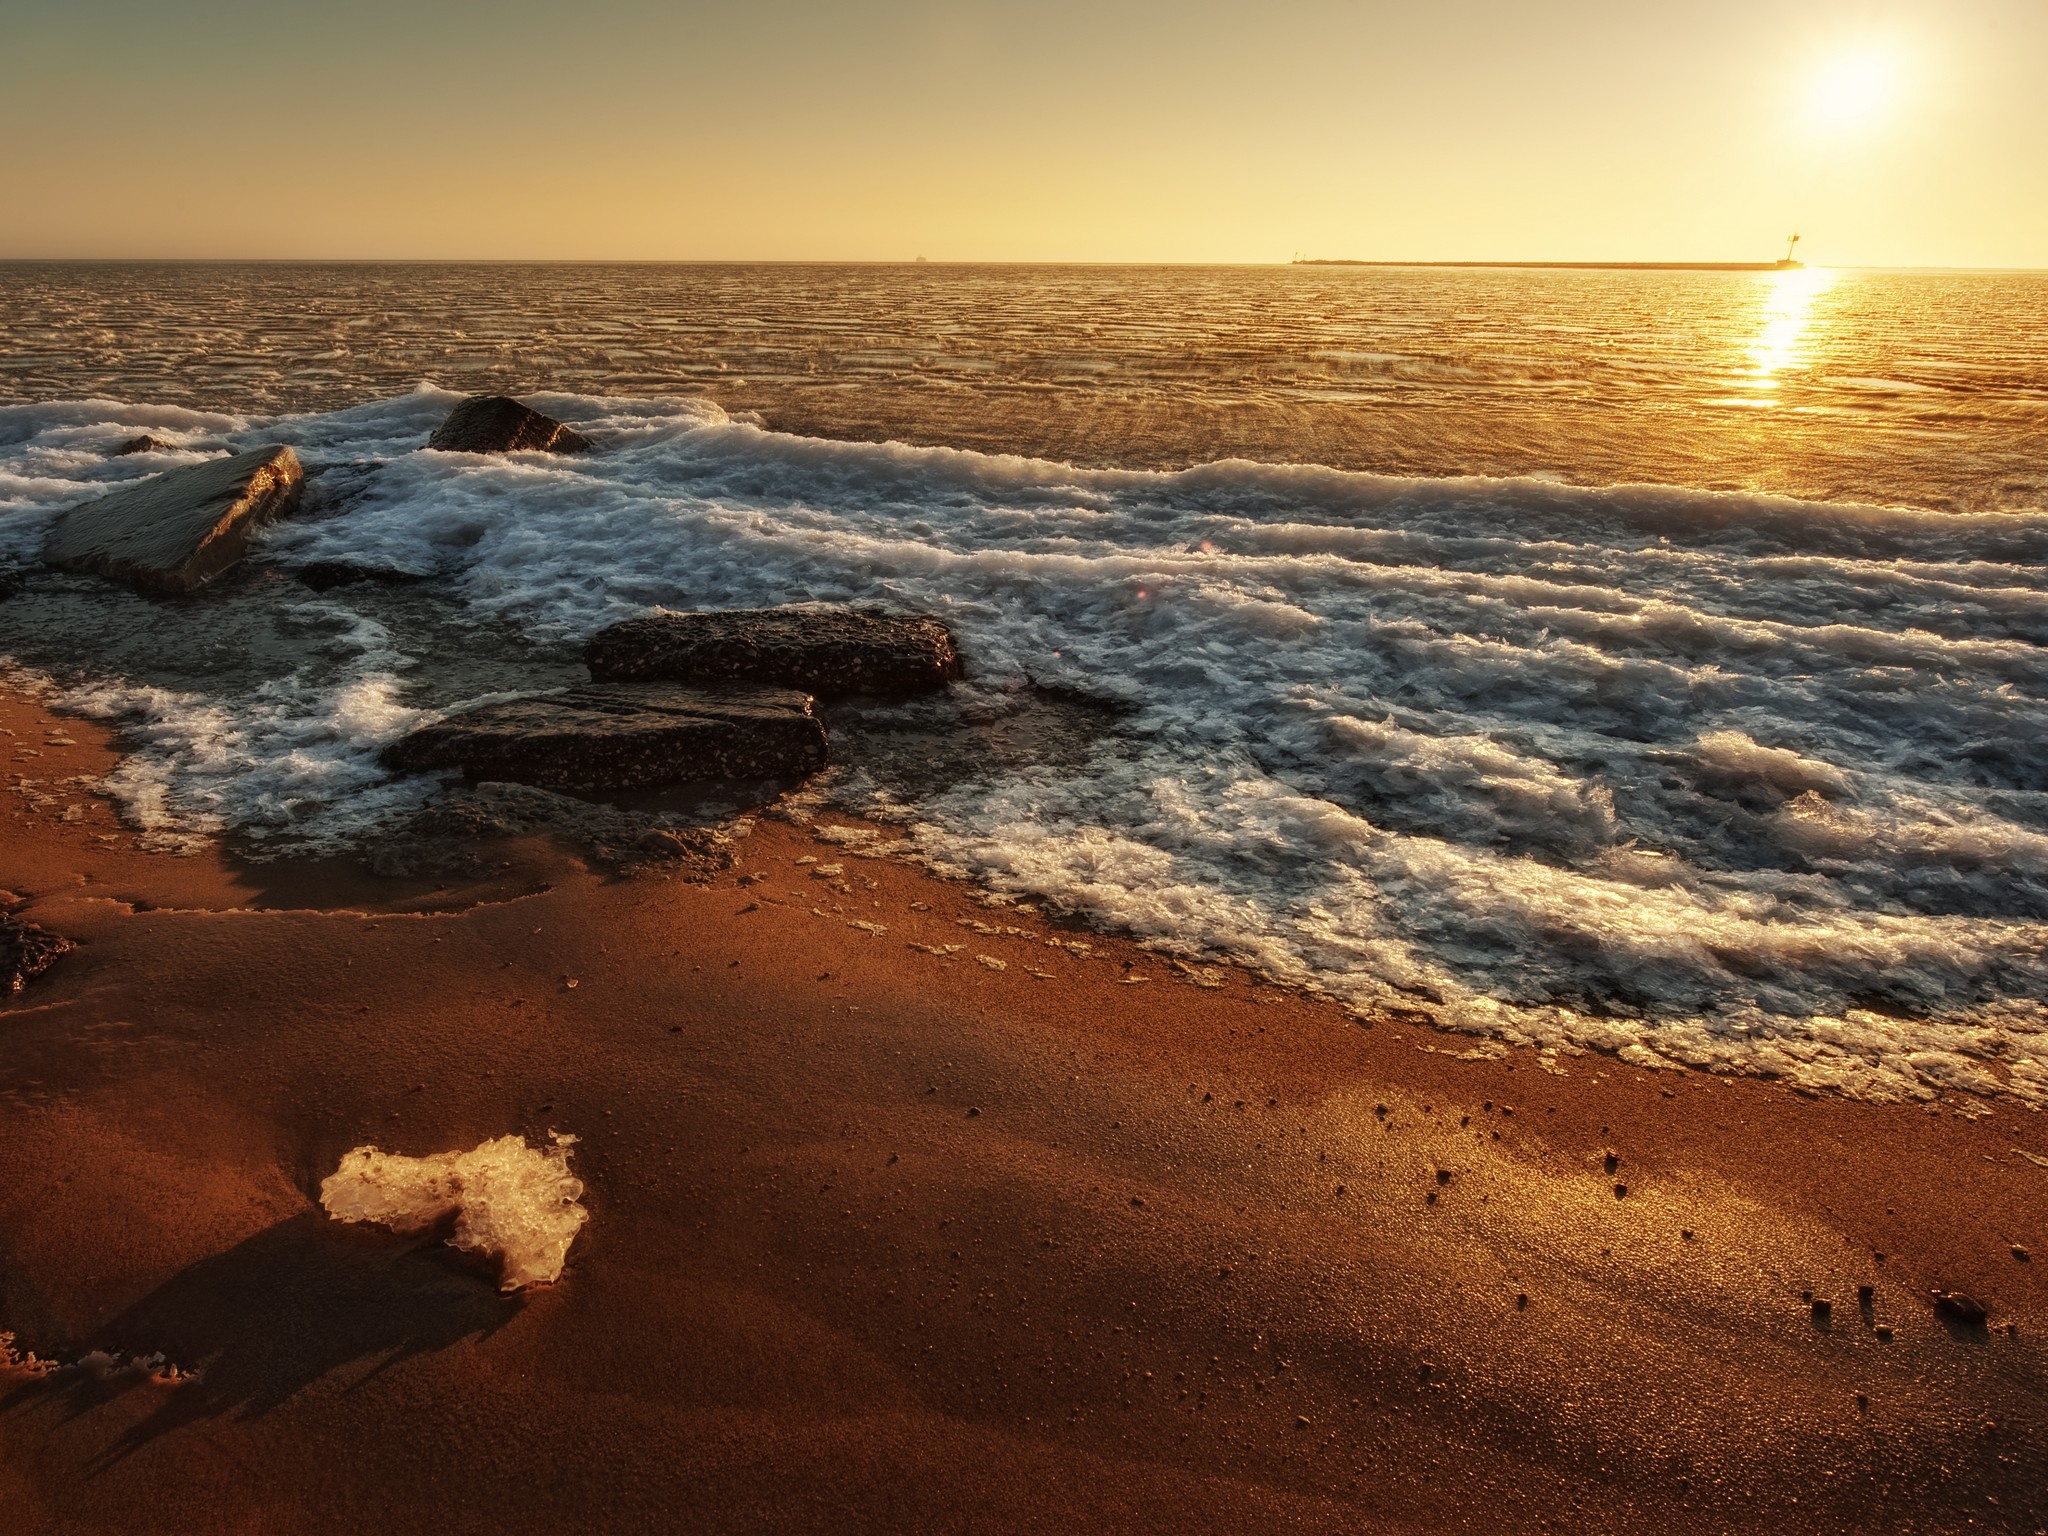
[320, 1131, 587, 1290]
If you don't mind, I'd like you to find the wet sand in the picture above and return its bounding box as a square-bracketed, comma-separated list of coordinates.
[2, 684, 2044, 1534]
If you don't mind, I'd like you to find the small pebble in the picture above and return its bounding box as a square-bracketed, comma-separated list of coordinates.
[2014, 1245, 2031, 1263]
[1613, 1182, 1628, 1199]
[1933, 1291, 1988, 1326]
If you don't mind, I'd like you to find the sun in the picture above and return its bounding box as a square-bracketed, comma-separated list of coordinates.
[1806, 49, 1902, 135]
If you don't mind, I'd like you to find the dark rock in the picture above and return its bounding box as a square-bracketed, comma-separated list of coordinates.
[1811, 1298, 1833, 1326]
[2, 914, 73, 995]
[1933, 1291, 1988, 1326]
[426, 396, 591, 455]
[381, 683, 826, 791]
[294, 560, 428, 593]
[43, 446, 303, 595]
[371, 781, 737, 880]
[586, 608, 962, 697]
[109, 434, 173, 456]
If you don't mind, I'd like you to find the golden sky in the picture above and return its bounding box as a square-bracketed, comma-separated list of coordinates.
[3, 0, 2043, 266]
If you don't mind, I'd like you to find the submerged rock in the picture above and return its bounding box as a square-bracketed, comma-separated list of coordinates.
[43, 446, 303, 595]
[293, 560, 428, 593]
[426, 396, 591, 455]
[2, 914, 73, 995]
[108, 434, 173, 457]
[585, 608, 963, 697]
[381, 683, 826, 791]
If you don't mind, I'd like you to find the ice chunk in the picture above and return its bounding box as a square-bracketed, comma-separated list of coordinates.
[320, 1132, 587, 1290]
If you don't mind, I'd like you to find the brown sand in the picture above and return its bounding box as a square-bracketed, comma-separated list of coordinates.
[2, 684, 2044, 1534]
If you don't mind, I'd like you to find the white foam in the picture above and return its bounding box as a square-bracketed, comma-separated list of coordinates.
[5, 390, 2048, 1105]
[320, 1131, 587, 1290]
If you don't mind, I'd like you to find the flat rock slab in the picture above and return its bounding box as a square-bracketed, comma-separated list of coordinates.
[427, 396, 591, 455]
[43, 446, 303, 595]
[2, 914, 73, 996]
[585, 608, 963, 697]
[382, 684, 826, 791]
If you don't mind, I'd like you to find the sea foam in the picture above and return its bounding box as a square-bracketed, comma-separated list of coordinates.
[5, 387, 2048, 1104]
[320, 1131, 587, 1290]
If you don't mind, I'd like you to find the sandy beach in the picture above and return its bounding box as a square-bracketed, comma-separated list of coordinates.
[3, 682, 2043, 1534]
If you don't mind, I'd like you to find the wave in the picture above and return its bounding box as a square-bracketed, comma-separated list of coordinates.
[4, 386, 2047, 1105]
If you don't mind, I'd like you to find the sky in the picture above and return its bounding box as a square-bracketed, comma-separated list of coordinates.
[2, 0, 2043, 266]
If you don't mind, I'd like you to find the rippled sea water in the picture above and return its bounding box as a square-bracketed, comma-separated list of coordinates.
[3, 263, 2047, 1105]
[3, 262, 2044, 512]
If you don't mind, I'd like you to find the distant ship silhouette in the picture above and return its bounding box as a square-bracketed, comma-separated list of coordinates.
[1295, 235, 1804, 272]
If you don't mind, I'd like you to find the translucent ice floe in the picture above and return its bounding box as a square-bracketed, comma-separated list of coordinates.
[320, 1131, 587, 1290]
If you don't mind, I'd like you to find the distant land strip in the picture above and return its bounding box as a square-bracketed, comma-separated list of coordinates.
[1294, 259, 1803, 272]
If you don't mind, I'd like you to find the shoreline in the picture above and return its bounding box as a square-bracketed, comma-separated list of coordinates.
[3, 683, 2045, 1533]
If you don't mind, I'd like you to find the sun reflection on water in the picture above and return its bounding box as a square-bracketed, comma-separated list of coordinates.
[1743, 266, 1836, 397]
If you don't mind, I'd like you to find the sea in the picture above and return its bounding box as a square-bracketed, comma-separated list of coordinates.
[3, 261, 2047, 1105]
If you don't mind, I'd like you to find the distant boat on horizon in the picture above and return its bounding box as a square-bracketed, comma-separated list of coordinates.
[1294, 236, 1805, 273]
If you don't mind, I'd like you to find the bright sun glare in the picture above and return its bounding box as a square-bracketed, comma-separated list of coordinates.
[1807, 50, 1902, 134]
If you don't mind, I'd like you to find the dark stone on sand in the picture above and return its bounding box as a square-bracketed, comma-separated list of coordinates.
[381, 683, 827, 792]
[426, 396, 591, 455]
[43, 446, 304, 596]
[109, 434, 173, 457]
[1933, 1291, 1988, 1326]
[373, 781, 738, 881]
[585, 608, 963, 698]
[2, 914, 73, 995]
[294, 560, 428, 593]
[1811, 1298, 1833, 1325]
[2017, 1245, 2032, 1262]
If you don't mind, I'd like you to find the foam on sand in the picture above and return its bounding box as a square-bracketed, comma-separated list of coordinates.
[320, 1131, 588, 1290]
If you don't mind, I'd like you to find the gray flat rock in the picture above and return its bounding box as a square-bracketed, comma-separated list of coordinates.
[426, 396, 592, 455]
[43, 446, 303, 595]
[381, 683, 827, 791]
[586, 608, 962, 697]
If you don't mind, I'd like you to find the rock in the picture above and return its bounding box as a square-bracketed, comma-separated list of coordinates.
[43, 446, 303, 595]
[585, 608, 963, 697]
[108, 434, 173, 456]
[426, 396, 591, 455]
[370, 781, 736, 881]
[381, 683, 826, 792]
[294, 560, 427, 593]
[1933, 1291, 1988, 1326]
[2, 914, 73, 995]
